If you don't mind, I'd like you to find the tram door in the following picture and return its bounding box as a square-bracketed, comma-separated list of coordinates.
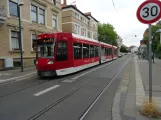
[101, 47, 106, 62]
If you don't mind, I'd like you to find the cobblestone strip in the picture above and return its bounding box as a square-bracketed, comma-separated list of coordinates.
[135, 59, 145, 107]
[112, 65, 130, 120]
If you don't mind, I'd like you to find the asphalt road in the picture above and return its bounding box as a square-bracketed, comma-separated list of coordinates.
[0, 55, 131, 120]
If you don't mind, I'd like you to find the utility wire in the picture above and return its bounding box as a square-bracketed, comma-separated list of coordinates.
[112, 0, 117, 12]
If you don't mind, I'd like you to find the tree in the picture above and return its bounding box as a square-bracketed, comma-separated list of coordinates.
[143, 24, 161, 52]
[156, 44, 161, 52]
[120, 46, 128, 53]
[98, 23, 118, 46]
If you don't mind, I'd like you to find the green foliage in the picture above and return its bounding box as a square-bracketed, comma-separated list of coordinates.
[156, 44, 161, 52]
[143, 23, 161, 52]
[120, 46, 128, 53]
[98, 23, 118, 46]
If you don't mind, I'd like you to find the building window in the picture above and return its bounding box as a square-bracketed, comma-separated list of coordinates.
[88, 31, 90, 38]
[39, 8, 45, 24]
[81, 27, 83, 36]
[77, 26, 80, 35]
[75, 24, 77, 34]
[77, 14, 79, 19]
[93, 32, 95, 39]
[11, 31, 20, 50]
[52, 15, 57, 28]
[53, 0, 56, 5]
[81, 16, 83, 21]
[9, 0, 18, 17]
[73, 42, 82, 60]
[91, 32, 93, 38]
[31, 5, 38, 22]
[84, 29, 87, 37]
[32, 34, 37, 51]
[56, 41, 68, 61]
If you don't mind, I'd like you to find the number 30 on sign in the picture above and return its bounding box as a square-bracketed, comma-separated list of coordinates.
[137, 0, 161, 24]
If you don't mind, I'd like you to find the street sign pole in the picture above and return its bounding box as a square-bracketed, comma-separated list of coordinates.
[148, 24, 152, 102]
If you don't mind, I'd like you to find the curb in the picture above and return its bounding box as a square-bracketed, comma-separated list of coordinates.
[0, 72, 37, 85]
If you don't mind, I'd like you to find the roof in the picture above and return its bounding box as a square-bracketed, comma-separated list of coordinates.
[84, 12, 99, 22]
[62, 5, 90, 20]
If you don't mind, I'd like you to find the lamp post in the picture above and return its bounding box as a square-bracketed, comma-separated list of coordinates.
[18, 1, 24, 72]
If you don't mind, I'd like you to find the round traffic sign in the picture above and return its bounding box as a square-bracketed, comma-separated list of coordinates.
[137, 0, 161, 24]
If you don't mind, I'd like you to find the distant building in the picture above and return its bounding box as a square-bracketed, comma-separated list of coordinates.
[131, 47, 138, 53]
[129, 45, 136, 52]
[61, 0, 98, 40]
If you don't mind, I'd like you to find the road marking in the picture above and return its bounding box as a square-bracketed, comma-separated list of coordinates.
[33, 85, 60, 96]
[0, 72, 36, 84]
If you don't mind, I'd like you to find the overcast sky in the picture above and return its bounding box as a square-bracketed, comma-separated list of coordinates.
[62, 0, 151, 47]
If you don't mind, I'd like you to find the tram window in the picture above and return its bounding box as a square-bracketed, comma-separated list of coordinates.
[107, 48, 110, 55]
[83, 44, 89, 58]
[73, 42, 82, 60]
[56, 41, 68, 61]
[39, 46, 54, 58]
[110, 48, 112, 55]
[101, 46, 105, 55]
[105, 48, 108, 56]
[90, 45, 94, 58]
[106, 48, 108, 55]
[94, 46, 98, 57]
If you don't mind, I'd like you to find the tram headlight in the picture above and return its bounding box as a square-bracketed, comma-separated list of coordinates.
[36, 61, 38, 64]
[48, 61, 53, 64]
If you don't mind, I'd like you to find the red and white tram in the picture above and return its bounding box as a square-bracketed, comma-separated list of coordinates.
[36, 32, 118, 77]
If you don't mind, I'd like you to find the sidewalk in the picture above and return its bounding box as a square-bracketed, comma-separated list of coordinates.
[154, 58, 161, 67]
[0, 66, 36, 84]
[112, 56, 161, 120]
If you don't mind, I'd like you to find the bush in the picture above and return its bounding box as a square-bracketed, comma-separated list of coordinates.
[140, 99, 161, 118]
[156, 44, 161, 52]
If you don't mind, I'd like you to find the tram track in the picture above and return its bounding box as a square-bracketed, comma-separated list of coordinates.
[27, 57, 130, 120]
[0, 59, 114, 99]
[0, 78, 51, 98]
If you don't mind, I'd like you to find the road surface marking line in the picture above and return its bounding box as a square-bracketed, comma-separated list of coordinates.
[33, 85, 60, 96]
[71, 62, 113, 80]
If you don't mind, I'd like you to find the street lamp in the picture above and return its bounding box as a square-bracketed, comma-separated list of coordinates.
[18, 1, 24, 72]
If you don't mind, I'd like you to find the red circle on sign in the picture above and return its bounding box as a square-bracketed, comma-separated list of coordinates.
[136, 0, 161, 24]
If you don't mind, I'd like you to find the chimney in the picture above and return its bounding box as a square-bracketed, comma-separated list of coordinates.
[63, 0, 67, 5]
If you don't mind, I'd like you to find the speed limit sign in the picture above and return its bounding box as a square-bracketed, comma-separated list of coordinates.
[137, 0, 161, 24]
